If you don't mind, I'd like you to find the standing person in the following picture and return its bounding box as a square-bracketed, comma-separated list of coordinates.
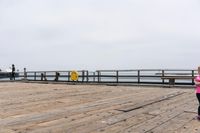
[194, 66, 200, 120]
[23, 68, 27, 80]
[11, 64, 15, 80]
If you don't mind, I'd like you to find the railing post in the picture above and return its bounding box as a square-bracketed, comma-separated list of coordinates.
[97, 71, 100, 83]
[86, 71, 89, 82]
[41, 73, 44, 81]
[162, 70, 165, 84]
[68, 71, 70, 82]
[138, 70, 140, 83]
[192, 70, 194, 85]
[116, 71, 119, 83]
[93, 72, 95, 82]
[82, 70, 85, 82]
[34, 72, 36, 81]
[24, 68, 27, 80]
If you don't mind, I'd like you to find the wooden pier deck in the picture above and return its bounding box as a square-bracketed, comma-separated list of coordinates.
[0, 83, 199, 133]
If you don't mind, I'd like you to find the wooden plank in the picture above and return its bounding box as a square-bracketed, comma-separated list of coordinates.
[92, 92, 194, 133]
[174, 117, 200, 133]
[0, 83, 197, 133]
[4, 87, 161, 122]
[29, 92, 194, 133]
[146, 112, 195, 133]
[92, 113, 154, 133]
[0, 128, 15, 133]
[64, 93, 194, 133]
[161, 76, 194, 79]
[123, 99, 196, 133]
[0, 89, 160, 128]
[116, 91, 185, 112]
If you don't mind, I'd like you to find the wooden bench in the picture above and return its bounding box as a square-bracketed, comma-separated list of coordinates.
[161, 76, 195, 86]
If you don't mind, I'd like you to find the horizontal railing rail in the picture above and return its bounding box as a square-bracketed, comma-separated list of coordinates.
[0, 69, 197, 86]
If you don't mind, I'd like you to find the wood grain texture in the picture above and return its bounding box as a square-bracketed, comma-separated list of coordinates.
[0, 83, 198, 133]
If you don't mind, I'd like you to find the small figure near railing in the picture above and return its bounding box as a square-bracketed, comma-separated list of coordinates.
[54, 72, 60, 81]
[41, 73, 44, 81]
[10, 64, 15, 80]
[22, 68, 27, 80]
[41, 73, 47, 81]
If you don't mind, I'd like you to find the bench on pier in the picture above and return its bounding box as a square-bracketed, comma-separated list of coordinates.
[161, 76, 195, 86]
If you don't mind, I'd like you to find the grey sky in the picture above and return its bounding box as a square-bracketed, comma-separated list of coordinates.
[0, 0, 200, 71]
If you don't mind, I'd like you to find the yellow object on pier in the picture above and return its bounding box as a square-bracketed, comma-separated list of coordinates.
[70, 71, 79, 81]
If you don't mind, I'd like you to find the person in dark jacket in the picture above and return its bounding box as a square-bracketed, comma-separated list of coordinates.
[11, 64, 15, 80]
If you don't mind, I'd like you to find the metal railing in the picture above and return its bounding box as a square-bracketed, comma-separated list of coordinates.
[10, 69, 197, 85]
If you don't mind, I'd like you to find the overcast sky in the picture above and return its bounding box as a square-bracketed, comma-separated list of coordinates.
[0, 0, 200, 71]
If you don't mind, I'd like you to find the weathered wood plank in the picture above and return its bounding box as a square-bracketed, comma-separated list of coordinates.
[116, 91, 185, 112]
[0, 82, 197, 133]
[146, 112, 195, 133]
[92, 92, 194, 133]
[123, 99, 196, 133]
[28, 92, 193, 133]
[2, 89, 168, 131]
[174, 118, 200, 133]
